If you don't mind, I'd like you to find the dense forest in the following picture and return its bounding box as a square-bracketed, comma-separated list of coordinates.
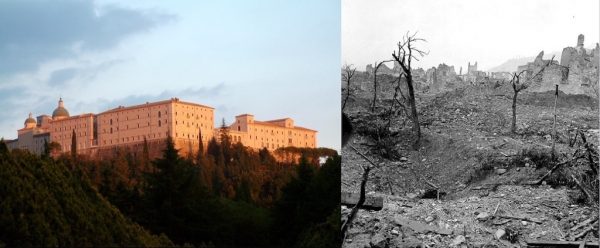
[0, 128, 340, 247]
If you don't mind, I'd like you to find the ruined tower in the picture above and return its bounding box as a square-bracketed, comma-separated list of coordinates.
[577, 34, 584, 48]
[467, 62, 478, 74]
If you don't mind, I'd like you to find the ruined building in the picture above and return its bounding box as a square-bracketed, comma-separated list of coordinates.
[424, 63, 461, 90]
[518, 34, 599, 95]
[5, 98, 317, 158]
[460, 61, 488, 83]
[366, 62, 396, 76]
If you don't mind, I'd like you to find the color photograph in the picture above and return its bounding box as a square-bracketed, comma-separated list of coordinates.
[0, 1, 341, 247]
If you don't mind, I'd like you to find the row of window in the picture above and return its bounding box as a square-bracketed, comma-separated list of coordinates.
[103, 120, 168, 133]
[54, 123, 88, 132]
[53, 131, 88, 140]
[106, 112, 167, 124]
[247, 127, 312, 138]
[175, 133, 206, 139]
[102, 132, 171, 145]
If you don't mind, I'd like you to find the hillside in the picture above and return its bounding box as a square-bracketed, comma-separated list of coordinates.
[488, 51, 561, 72]
[0, 145, 173, 247]
[342, 76, 598, 247]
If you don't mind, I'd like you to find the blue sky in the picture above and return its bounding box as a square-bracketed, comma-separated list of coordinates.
[0, 0, 341, 150]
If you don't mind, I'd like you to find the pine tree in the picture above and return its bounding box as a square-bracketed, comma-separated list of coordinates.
[42, 139, 50, 159]
[142, 137, 150, 171]
[71, 129, 77, 158]
[219, 118, 232, 164]
[197, 128, 204, 160]
[0, 138, 8, 156]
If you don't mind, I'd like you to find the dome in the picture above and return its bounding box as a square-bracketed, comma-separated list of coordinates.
[52, 98, 70, 119]
[52, 107, 70, 118]
[24, 113, 36, 128]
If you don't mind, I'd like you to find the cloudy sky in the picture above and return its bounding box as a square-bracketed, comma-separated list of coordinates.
[343, 0, 599, 72]
[0, 1, 341, 150]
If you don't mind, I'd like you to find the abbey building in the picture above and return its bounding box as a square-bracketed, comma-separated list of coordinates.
[5, 98, 317, 157]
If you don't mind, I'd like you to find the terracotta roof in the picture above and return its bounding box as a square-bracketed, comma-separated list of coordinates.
[99, 98, 214, 115]
[292, 126, 317, 132]
[263, 118, 291, 123]
[50, 113, 95, 123]
[253, 121, 285, 128]
[251, 121, 316, 132]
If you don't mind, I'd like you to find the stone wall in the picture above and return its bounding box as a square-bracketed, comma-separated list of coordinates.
[521, 35, 599, 96]
[424, 63, 462, 91]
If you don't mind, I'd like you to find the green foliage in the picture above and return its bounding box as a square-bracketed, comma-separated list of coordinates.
[272, 155, 341, 247]
[71, 129, 76, 158]
[0, 147, 173, 247]
[0, 136, 340, 247]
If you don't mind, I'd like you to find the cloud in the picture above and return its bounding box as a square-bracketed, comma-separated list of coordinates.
[0, 1, 174, 77]
[46, 58, 127, 86]
[47, 68, 79, 86]
[73, 83, 228, 113]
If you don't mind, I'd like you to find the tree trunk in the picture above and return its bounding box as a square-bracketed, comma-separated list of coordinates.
[406, 73, 421, 148]
[552, 85, 558, 160]
[371, 72, 378, 112]
[511, 90, 518, 133]
[343, 79, 351, 111]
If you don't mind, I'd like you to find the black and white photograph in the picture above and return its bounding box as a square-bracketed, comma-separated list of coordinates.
[341, 0, 599, 247]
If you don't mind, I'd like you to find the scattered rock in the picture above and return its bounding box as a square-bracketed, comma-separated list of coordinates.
[406, 193, 419, 199]
[392, 237, 423, 248]
[476, 212, 490, 221]
[495, 229, 506, 240]
[399, 157, 408, 162]
[394, 216, 452, 235]
[450, 235, 466, 247]
[391, 161, 404, 167]
[424, 216, 435, 223]
[496, 168, 507, 175]
[369, 233, 387, 248]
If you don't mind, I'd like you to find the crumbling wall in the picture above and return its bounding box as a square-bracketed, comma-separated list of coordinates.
[424, 63, 462, 91]
[535, 34, 600, 96]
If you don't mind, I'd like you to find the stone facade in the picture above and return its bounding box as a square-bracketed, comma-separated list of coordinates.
[517, 51, 567, 93]
[6, 98, 317, 158]
[490, 72, 512, 81]
[227, 114, 317, 151]
[518, 35, 598, 95]
[424, 63, 461, 90]
[460, 61, 488, 83]
[366, 62, 398, 76]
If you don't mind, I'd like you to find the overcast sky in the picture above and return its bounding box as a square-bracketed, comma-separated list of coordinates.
[343, 0, 599, 72]
[0, 1, 341, 150]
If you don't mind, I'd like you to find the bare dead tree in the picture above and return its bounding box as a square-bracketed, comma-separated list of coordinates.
[392, 32, 427, 149]
[371, 60, 393, 112]
[342, 64, 357, 111]
[385, 74, 405, 131]
[341, 145, 379, 244]
[508, 55, 555, 133]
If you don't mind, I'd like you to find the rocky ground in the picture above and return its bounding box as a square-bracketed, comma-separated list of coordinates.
[342, 77, 599, 247]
